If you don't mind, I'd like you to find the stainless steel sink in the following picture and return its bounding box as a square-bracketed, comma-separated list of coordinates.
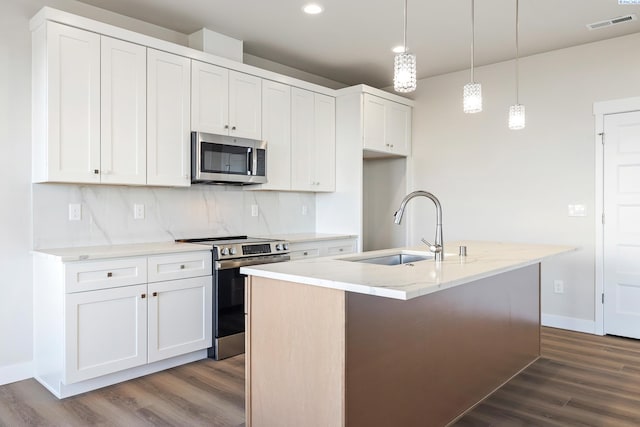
[342, 251, 434, 266]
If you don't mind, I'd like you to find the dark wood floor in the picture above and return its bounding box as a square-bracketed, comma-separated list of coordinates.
[1, 327, 640, 426]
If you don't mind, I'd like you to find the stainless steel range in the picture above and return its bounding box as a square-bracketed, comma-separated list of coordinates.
[177, 236, 290, 360]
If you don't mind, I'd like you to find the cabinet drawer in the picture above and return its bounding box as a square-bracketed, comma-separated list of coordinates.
[148, 251, 212, 282]
[325, 243, 356, 256]
[65, 258, 147, 293]
[289, 248, 320, 260]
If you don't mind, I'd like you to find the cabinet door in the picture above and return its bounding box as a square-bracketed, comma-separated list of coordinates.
[260, 80, 291, 190]
[147, 49, 191, 187]
[291, 87, 315, 191]
[313, 93, 336, 192]
[65, 284, 147, 384]
[100, 37, 147, 185]
[147, 276, 212, 363]
[191, 60, 229, 135]
[229, 71, 262, 140]
[386, 101, 411, 156]
[363, 94, 386, 152]
[44, 22, 100, 183]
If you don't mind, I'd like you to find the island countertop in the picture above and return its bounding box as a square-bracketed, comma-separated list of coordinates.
[240, 240, 575, 300]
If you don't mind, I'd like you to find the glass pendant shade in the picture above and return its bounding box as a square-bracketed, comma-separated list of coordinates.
[508, 104, 525, 130]
[394, 52, 417, 93]
[463, 82, 482, 113]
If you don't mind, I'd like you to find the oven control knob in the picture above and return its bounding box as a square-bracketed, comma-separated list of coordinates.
[220, 247, 229, 256]
[230, 247, 237, 255]
[276, 243, 283, 251]
[283, 243, 289, 250]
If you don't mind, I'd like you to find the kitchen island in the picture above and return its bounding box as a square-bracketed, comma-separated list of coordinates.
[241, 241, 573, 427]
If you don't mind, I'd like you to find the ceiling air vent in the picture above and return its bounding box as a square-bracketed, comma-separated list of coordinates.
[587, 14, 637, 30]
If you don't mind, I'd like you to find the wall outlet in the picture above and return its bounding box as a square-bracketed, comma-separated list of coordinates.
[68, 203, 81, 221]
[553, 280, 564, 294]
[251, 204, 259, 217]
[134, 204, 145, 220]
[302, 205, 308, 216]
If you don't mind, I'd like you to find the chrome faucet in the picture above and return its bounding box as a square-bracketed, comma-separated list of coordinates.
[393, 191, 444, 261]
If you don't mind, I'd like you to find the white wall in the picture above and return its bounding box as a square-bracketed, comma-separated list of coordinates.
[0, 0, 319, 385]
[410, 32, 640, 330]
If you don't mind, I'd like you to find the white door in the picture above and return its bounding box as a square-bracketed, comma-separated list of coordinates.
[46, 22, 100, 183]
[147, 49, 191, 187]
[313, 93, 336, 192]
[65, 284, 147, 383]
[291, 87, 315, 191]
[191, 60, 229, 135]
[386, 101, 411, 156]
[100, 36, 147, 185]
[604, 110, 640, 338]
[147, 276, 212, 363]
[260, 80, 291, 190]
[229, 71, 262, 140]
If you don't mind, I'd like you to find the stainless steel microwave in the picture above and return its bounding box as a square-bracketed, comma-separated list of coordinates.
[191, 132, 267, 185]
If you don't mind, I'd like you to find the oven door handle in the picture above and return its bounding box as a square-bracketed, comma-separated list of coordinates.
[215, 254, 291, 270]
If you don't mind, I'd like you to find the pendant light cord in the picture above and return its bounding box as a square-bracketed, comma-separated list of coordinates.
[470, 0, 475, 82]
[403, 0, 408, 52]
[515, 0, 520, 104]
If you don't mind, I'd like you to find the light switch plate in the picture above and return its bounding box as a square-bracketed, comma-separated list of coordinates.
[68, 204, 81, 221]
[554, 280, 564, 294]
[568, 204, 586, 217]
[251, 204, 259, 217]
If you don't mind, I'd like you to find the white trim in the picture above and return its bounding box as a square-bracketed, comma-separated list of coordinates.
[593, 97, 640, 336]
[29, 7, 336, 96]
[541, 313, 598, 335]
[0, 361, 33, 386]
[335, 84, 415, 107]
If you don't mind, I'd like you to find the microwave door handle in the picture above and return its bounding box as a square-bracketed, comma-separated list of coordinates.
[247, 147, 253, 176]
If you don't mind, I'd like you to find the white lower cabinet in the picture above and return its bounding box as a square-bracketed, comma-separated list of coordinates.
[148, 276, 212, 363]
[34, 250, 212, 398]
[65, 284, 148, 384]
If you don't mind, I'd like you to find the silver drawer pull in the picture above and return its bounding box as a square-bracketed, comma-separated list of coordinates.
[303, 251, 308, 256]
[152, 292, 158, 297]
[107, 272, 113, 278]
[141, 293, 146, 299]
[180, 264, 185, 269]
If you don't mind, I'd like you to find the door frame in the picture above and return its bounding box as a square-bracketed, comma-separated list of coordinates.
[593, 96, 640, 336]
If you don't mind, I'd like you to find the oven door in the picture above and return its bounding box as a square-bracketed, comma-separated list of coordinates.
[215, 268, 246, 340]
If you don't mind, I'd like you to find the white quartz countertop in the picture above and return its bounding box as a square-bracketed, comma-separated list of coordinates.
[32, 241, 212, 262]
[241, 241, 575, 300]
[256, 233, 358, 243]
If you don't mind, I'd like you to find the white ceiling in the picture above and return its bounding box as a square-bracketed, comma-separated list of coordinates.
[76, 0, 640, 88]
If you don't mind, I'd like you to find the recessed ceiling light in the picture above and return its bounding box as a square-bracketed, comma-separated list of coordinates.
[303, 4, 323, 15]
[392, 45, 406, 54]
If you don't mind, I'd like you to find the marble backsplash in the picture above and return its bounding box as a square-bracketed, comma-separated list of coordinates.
[32, 183, 316, 249]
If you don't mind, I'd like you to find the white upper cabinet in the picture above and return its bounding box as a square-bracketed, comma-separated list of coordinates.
[260, 80, 291, 190]
[363, 93, 411, 157]
[147, 48, 191, 187]
[33, 21, 101, 184]
[291, 88, 335, 192]
[192, 60, 262, 140]
[100, 36, 147, 185]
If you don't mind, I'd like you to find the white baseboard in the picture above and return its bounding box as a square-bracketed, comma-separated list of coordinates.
[0, 361, 33, 386]
[541, 313, 599, 335]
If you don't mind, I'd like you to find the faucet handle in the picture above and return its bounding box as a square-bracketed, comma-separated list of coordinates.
[421, 238, 443, 254]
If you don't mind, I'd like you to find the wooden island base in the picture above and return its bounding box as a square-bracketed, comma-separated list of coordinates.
[245, 264, 540, 427]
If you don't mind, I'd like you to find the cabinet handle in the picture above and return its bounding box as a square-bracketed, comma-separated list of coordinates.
[107, 272, 113, 278]
[152, 292, 158, 297]
[231, 126, 236, 130]
[94, 169, 99, 174]
[224, 125, 229, 129]
[180, 264, 185, 269]
[303, 251, 308, 256]
[339, 248, 344, 252]
[141, 293, 146, 299]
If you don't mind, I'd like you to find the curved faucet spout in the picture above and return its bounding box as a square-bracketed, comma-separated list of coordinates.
[393, 191, 444, 261]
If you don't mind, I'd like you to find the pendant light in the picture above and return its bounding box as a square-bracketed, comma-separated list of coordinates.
[393, 0, 416, 92]
[508, 0, 526, 129]
[463, 0, 482, 113]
